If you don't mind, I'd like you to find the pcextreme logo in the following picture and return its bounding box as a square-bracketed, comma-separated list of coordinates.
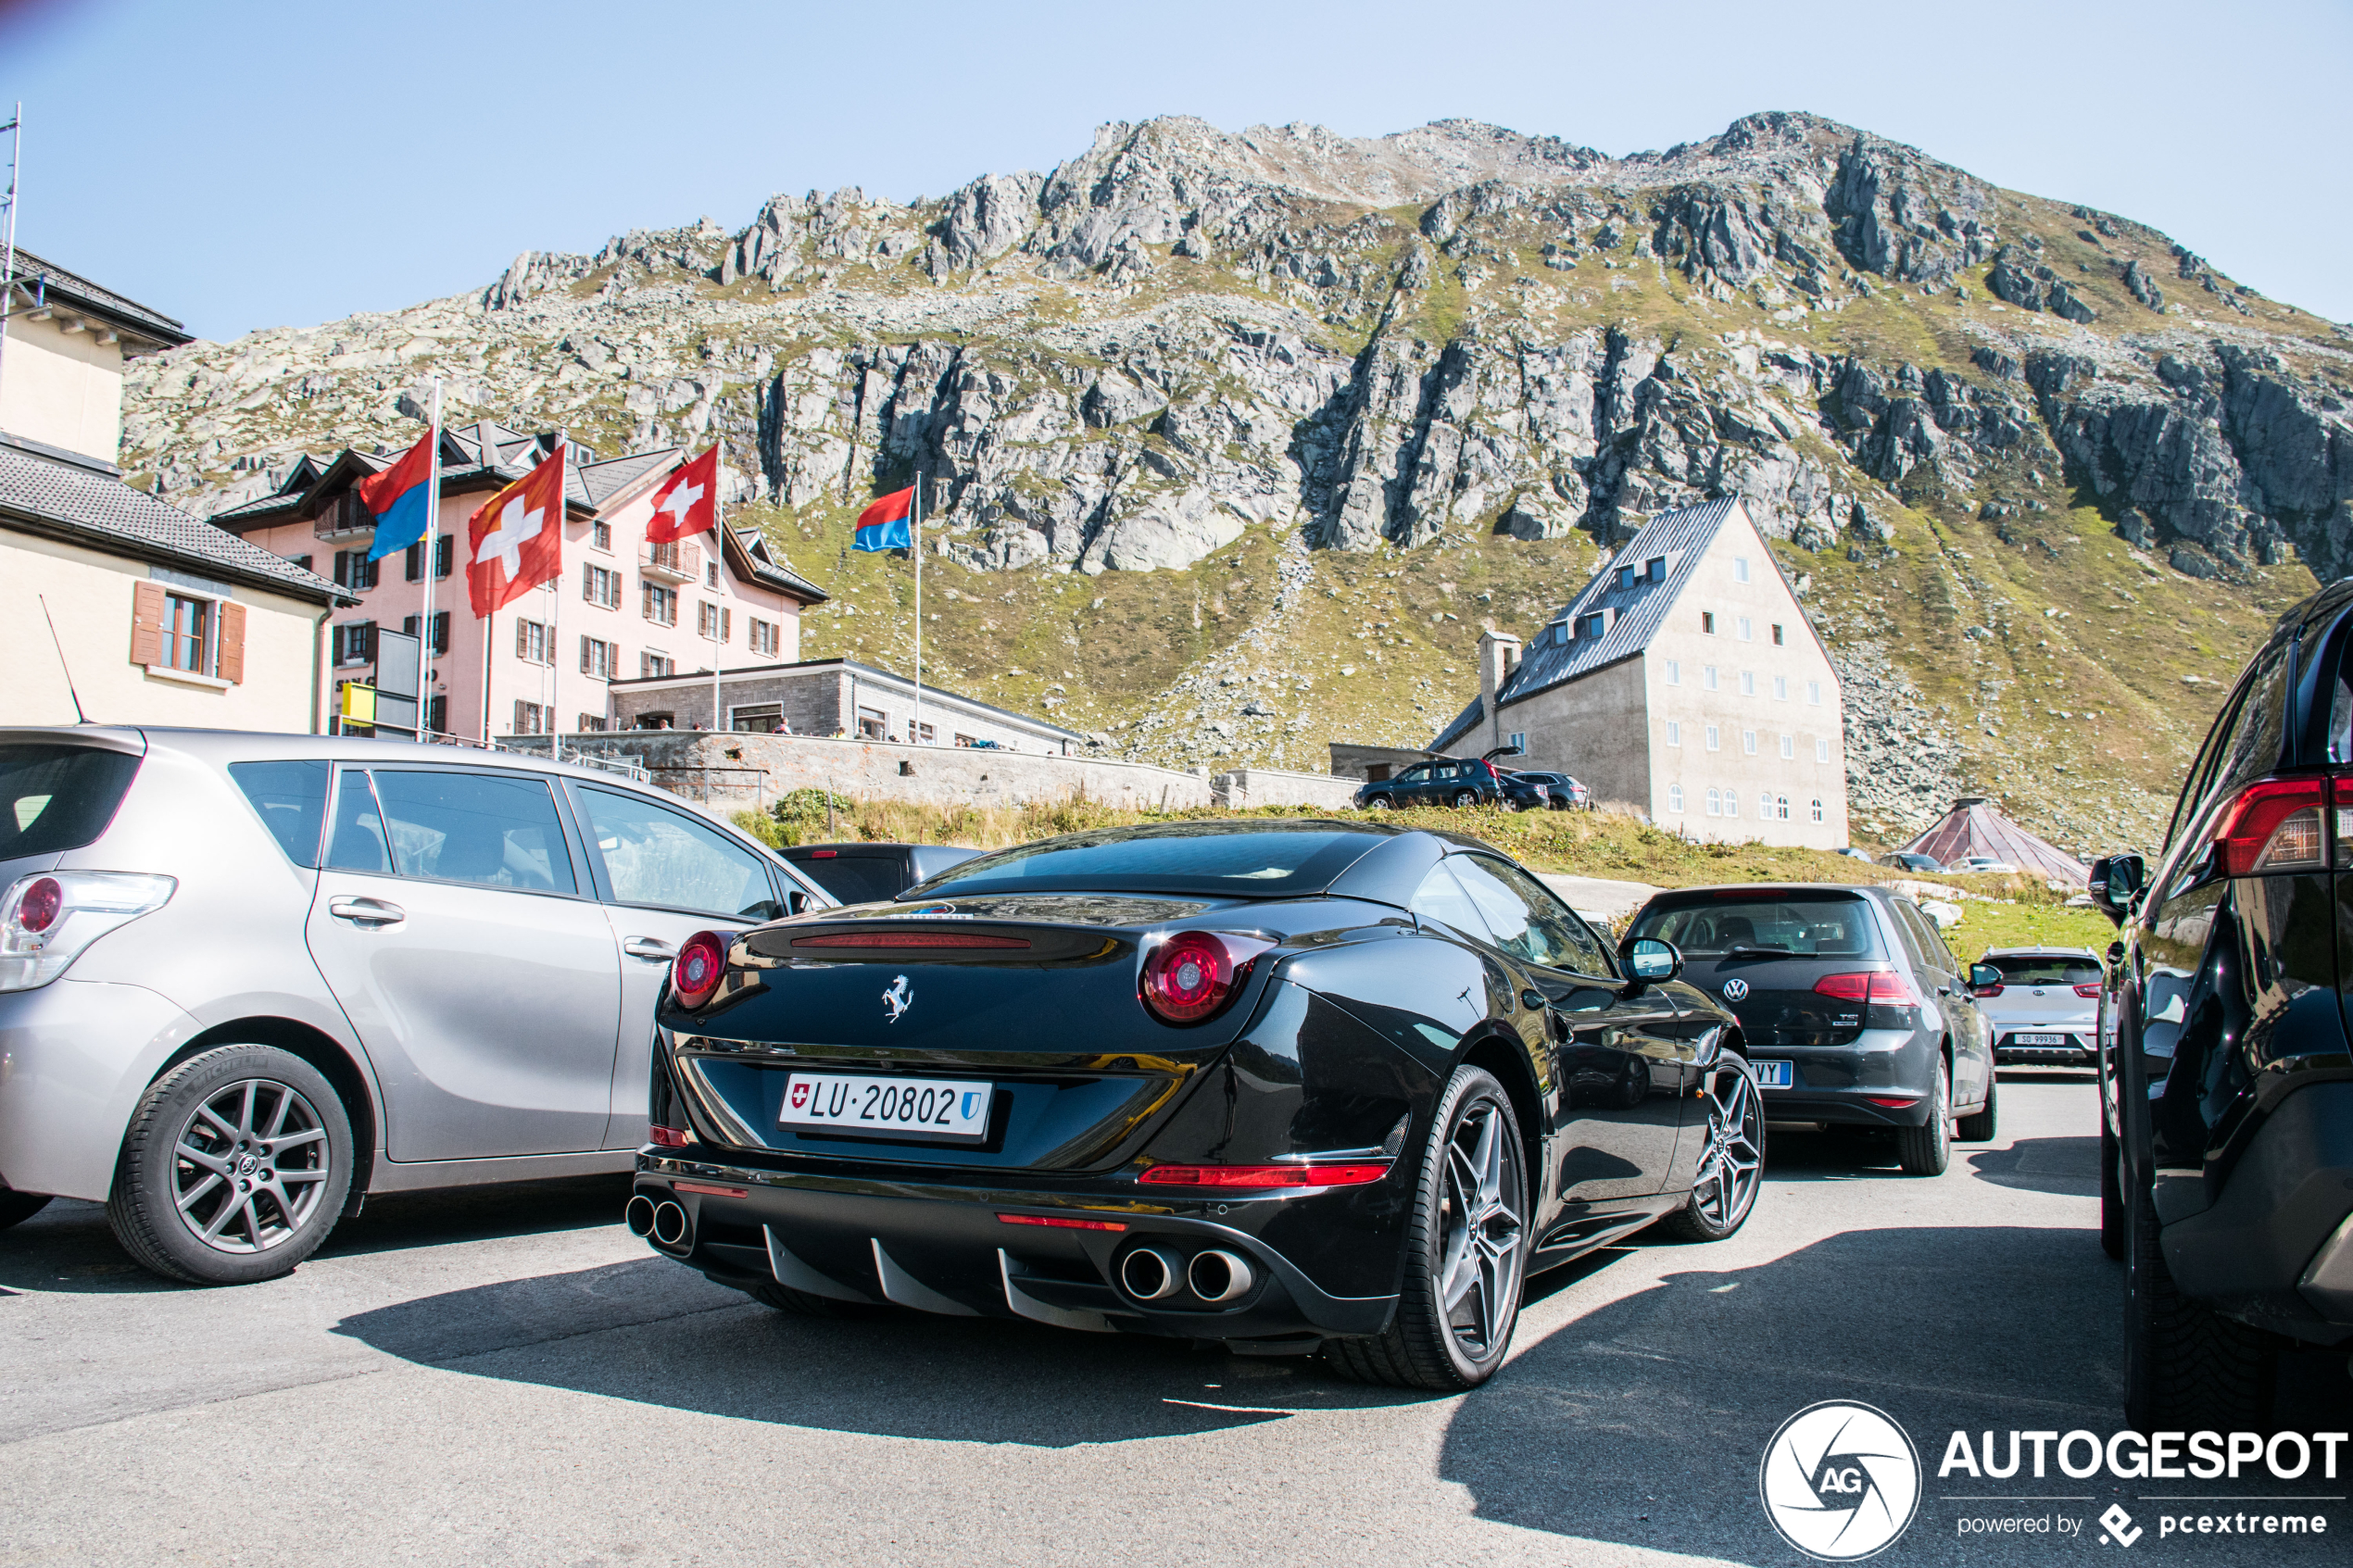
[1760, 1400, 1923, 1561]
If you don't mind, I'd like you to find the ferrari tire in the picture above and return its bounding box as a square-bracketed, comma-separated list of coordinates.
[1956, 1073, 1998, 1142]
[1895, 1057, 1952, 1176]
[1325, 1066, 1528, 1391]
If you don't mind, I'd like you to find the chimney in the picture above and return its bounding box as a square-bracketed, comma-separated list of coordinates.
[1478, 630, 1521, 754]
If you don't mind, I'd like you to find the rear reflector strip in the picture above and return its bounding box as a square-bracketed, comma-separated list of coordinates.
[1864, 1097, 1920, 1109]
[792, 931, 1032, 949]
[673, 1182, 749, 1198]
[1138, 1162, 1390, 1188]
[996, 1212, 1129, 1232]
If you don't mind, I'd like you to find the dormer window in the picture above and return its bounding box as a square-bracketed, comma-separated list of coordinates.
[1579, 610, 1608, 640]
[1645, 556, 1667, 583]
[1615, 564, 1635, 591]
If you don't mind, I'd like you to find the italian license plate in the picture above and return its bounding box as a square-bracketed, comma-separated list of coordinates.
[780, 1073, 993, 1144]
[1750, 1059, 1793, 1089]
[2012, 1033, 2069, 1046]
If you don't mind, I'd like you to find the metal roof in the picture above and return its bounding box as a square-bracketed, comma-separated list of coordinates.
[0, 433, 353, 605]
[3, 247, 193, 350]
[608, 657, 1084, 740]
[1899, 798, 2090, 884]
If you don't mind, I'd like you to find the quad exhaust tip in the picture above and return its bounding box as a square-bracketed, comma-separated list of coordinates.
[623, 1194, 657, 1238]
[649, 1198, 690, 1250]
[1189, 1248, 1253, 1304]
[1118, 1246, 1184, 1301]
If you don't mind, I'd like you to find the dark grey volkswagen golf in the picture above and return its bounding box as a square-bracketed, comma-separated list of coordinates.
[1625, 884, 1999, 1174]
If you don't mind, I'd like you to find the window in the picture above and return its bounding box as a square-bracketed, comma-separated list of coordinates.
[515, 620, 550, 665]
[1645, 556, 1666, 582]
[230, 760, 329, 866]
[1740, 671, 1756, 696]
[1771, 622, 1785, 646]
[1736, 616, 1753, 641]
[581, 636, 618, 679]
[641, 652, 673, 678]
[1450, 854, 1614, 974]
[732, 704, 786, 734]
[634, 711, 674, 730]
[1705, 787, 1721, 817]
[1724, 787, 1739, 817]
[1703, 665, 1718, 691]
[1780, 734, 1794, 759]
[290, 554, 312, 573]
[592, 521, 611, 552]
[401, 611, 450, 655]
[748, 617, 781, 658]
[333, 621, 374, 665]
[403, 535, 454, 582]
[857, 706, 886, 739]
[424, 695, 447, 735]
[512, 700, 547, 734]
[1705, 724, 1720, 751]
[1664, 660, 1680, 685]
[1506, 731, 1527, 753]
[1773, 675, 1788, 701]
[1579, 611, 1606, 640]
[697, 602, 732, 641]
[163, 594, 213, 673]
[578, 714, 608, 733]
[1810, 797, 1825, 823]
[1807, 681, 1823, 705]
[1667, 783, 1684, 811]
[918, 722, 936, 745]
[361, 769, 575, 892]
[643, 583, 678, 625]
[575, 784, 781, 919]
[1701, 611, 1716, 634]
[1732, 556, 1751, 583]
[1615, 564, 1635, 591]
[331, 550, 379, 591]
[954, 734, 979, 747]
[1775, 795, 1791, 822]
[584, 563, 622, 608]
[1743, 729, 1758, 756]
[1666, 721, 1681, 746]
[1816, 738, 1831, 763]
[705, 561, 720, 589]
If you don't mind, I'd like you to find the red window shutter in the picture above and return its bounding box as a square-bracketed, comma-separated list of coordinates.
[130, 581, 166, 665]
[218, 602, 247, 684]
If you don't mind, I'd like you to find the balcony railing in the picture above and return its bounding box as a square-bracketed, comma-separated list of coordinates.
[314, 491, 372, 540]
[639, 541, 695, 583]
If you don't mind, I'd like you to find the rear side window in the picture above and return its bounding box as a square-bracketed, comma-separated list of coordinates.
[1894, 901, 1956, 972]
[230, 760, 328, 866]
[788, 853, 909, 906]
[0, 744, 141, 859]
[361, 771, 577, 893]
[578, 785, 780, 919]
[1631, 896, 1883, 960]
[1448, 854, 1613, 975]
[1987, 955, 2103, 985]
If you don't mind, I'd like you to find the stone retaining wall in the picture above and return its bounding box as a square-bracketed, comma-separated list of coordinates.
[1214, 767, 1363, 810]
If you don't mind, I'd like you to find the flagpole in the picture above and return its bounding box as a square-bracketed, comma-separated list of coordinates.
[912, 471, 924, 747]
[549, 430, 564, 744]
[418, 378, 440, 737]
[711, 447, 724, 736]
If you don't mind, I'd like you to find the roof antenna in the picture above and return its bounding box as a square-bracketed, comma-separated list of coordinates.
[37, 594, 89, 722]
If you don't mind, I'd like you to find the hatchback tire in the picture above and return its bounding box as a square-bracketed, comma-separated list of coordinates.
[0, 1190, 51, 1232]
[1955, 1073, 1998, 1142]
[2123, 1174, 2271, 1428]
[107, 1045, 353, 1286]
[1660, 1054, 1765, 1242]
[1894, 1057, 1952, 1176]
[1325, 1066, 1527, 1391]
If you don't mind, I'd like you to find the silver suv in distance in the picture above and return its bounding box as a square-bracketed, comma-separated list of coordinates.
[1973, 946, 2102, 1067]
[0, 727, 828, 1285]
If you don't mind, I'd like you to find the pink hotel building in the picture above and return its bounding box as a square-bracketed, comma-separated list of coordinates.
[210, 421, 827, 737]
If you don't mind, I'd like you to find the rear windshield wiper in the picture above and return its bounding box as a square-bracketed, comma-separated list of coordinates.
[1720, 946, 1798, 960]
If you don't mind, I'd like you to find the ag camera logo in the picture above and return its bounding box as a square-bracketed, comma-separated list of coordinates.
[1760, 1400, 1922, 1560]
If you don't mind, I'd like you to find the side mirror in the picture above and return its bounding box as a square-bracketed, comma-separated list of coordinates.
[2089, 853, 2145, 927]
[1968, 962, 2004, 996]
[1618, 935, 1682, 994]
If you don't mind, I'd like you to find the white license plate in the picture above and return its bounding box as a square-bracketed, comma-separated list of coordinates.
[1750, 1060, 1793, 1089]
[780, 1072, 993, 1144]
[2011, 1033, 2070, 1046]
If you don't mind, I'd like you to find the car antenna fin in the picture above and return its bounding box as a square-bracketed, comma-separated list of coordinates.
[37, 594, 89, 723]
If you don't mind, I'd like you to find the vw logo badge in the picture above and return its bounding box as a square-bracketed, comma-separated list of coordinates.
[1721, 978, 1750, 1001]
[1758, 1400, 1919, 1560]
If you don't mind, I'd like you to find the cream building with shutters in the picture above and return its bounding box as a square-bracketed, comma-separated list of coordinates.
[1429, 498, 1849, 848]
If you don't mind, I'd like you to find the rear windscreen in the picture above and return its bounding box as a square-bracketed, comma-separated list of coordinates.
[919, 822, 1376, 897]
[0, 744, 142, 860]
[1629, 896, 1884, 960]
[1987, 955, 2102, 985]
[789, 855, 908, 906]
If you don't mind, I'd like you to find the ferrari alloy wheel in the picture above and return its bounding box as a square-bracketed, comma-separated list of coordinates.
[1326, 1065, 1527, 1391]
[107, 1045, 352, 1286]
[1663, 1053, 1764, 1241]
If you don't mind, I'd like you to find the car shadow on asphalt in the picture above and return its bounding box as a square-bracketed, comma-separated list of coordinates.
[332, 1255, 1448, 1446]
[1968, 1136, 2101, 1197]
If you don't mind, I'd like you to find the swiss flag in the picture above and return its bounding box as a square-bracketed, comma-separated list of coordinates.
[645, 445, 718, 544]
[466, 444, 567, 617]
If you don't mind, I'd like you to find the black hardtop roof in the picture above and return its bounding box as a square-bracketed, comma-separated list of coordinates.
[1642, 882, 1888, 902]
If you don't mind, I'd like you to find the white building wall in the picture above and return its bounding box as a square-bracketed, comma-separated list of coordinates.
[0, 316, 126, 464]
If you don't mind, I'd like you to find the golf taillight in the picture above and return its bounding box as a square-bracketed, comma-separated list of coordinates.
[2073, 982, 2103, 998]
[1139, 931, 1275, 1025]
[16, 877, 60, 935]
[1812, 971, 1919, 1006]
[673, 931, 727, 1009]
[2212, 777, 2327, 876]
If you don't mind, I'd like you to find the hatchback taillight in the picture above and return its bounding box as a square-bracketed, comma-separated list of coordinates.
[1972, 983, 2004, 998]
[1139, 931, 1275, 1025]
[2073, 982, 2103, 999]
[1813, 971, 1919, 1006]
[672, 930, 728, 1010]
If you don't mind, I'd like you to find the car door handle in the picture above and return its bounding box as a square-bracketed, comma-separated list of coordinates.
[623, 936, 677, 960]
[328, 896, 405, 925]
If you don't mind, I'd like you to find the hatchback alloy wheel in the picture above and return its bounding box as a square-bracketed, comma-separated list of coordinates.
[170, 1078, 333, 1254]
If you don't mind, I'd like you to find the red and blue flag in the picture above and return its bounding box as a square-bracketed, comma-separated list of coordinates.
[359, 429, 437, 560]
[853, 485, 914, 552]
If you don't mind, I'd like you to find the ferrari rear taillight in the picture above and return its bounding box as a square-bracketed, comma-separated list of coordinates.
[2212, 777, 2327, 876]
[1138, 1162, 1390, 1188]
[1812, 971, 1919, 1006]
[1139, 931, 1275, 1025]
[2072, 982, 2103, 999]
[672, 930, 727, 1010]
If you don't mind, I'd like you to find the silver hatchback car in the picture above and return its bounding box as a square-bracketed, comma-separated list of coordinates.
[0, 727, 830, 1285]
[1972, 946, 2103, 1066]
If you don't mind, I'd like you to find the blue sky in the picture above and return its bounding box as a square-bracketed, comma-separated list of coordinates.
[5, 0, 2347, 341]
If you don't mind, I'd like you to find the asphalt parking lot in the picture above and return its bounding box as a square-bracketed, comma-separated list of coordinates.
[3, 1074, 2347, 1568]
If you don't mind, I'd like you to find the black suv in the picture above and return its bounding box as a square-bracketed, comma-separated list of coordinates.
[2091, 580, 2353, 1425]
[1626, 884, 2000, 1174]
[1356, 756, 1549, 811]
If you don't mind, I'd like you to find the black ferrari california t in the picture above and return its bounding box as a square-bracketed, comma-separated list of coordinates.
[628, 820, 1761, 1389]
